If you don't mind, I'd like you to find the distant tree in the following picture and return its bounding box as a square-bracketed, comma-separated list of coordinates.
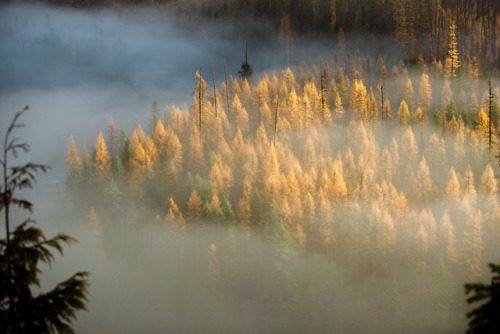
[0, 107, 90, 333]
[187, 189, 203, 221]
[480, 163, 498, 195]
[445, 19, 460, 78]
[383, 99, 392, 120]
[332, 91, 344, 120]
[402, 77, 414, 110]
[232, 94, 249, 135]
[66, 134, 81, 189]
[94, 131, 110, 179]
[366, 87, 378, 121]
[149, 99, 160, 134]
[106, 117, 118, 170]
[440, 210, 458, 264]
[445, 167, 461, 201]
[464, 261, 500, 333]
[376, 53, 387, 84]
[350, 79, 367, 120]
[237, 43, 253, 81]
[192, 68, 209, 140]
[236, 174, 252, 231]
[397, 99, 411, 125]
[418, 73, 432, 114]
[462, 210, 484, 281]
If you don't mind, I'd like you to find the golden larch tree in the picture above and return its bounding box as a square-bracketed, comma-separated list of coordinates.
[66, 134, 81, 187]
[187, 189, 203, 221]
[94, 131, 111, 179]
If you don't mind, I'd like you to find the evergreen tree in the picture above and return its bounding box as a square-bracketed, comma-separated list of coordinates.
[464, 261, 500, 333]
[66, 134, 81, 189]
[1, 108, 90, 333]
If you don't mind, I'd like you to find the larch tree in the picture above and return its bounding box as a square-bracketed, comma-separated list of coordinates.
[366, 87, 379, 122]
[402, 77, 415, 111]
[187, 189, 203, 221]
[417, 73, 432, 114]
[417, 156, 434, 201]
[66, 134, 81, 189]
[192, 68, 209, 141]
[397, 99, 411, 125]
[188, 125, 205, 175]
[350, 79, 367, 121]
[376, 53, 387, 84]
[332, 91, 344, 120]
[445, 167, 461, 201]
[236, 174, 253, 231]
[440, 210, 458, 264]
[480, 163, 498, 195]
[232, 94, 249, 135]
[106, 117, 118, 170]
[463, 165, 477, 199]
[462, 210, 484, 281]
[383, 99, 392, 120]
[445, 19, 460, 78]
[94, 131, 111, 179]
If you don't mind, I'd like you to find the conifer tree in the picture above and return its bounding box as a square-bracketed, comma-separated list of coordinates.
[464, 261, 500, 333]
[445, 167, 461, 201]
[462, 210, 484, 281]
[418, 73, 432, 114]
[193, 68, 209, 141]
[66, 134, 81, 189]
[94, 131, 110, 179]
[376, 53, 387, 84]
[106, 117, 118, 170]
[440, 210, 458, 264]
[1, 108, 90, 333]
[332, 91, 344, 120]
[445, 19, 460, 78]
[366, 87, 378, 121]
[397, 100, 411, 125]
[236, 175, 252, 230]
[187, 189, 203, 221]
[480, 163, 498, 195]
[350, 79, 367, 121]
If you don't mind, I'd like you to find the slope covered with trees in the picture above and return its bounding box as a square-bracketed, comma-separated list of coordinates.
[66, 48, 500, 331]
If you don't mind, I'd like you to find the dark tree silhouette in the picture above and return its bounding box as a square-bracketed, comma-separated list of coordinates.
[238, 43, 253, 81]
[0, 107, 90, 333]
[464, 261, 500, 334]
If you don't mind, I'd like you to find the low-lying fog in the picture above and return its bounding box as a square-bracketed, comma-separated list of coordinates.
[1, 2, 480, 334]
[0, 2, 396, 179]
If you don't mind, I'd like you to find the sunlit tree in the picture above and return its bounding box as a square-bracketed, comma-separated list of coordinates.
[66, 134, 81, 188]
[94, 131, 110, 179]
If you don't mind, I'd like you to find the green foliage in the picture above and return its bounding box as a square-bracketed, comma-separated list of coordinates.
[464, 110, 473, 129]
[464, 261, 500, 333]
[1, 108, 90, 333]
[267, 201, 294, 248]
[433, 110, 442, 127]
[446, 100, 458, 121]
[0, 221, 90, 333]
[184, 173, 213, 204]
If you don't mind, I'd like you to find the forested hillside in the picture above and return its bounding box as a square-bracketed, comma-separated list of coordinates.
[65, 45, 500, 330]
[37, 0, 500, 71]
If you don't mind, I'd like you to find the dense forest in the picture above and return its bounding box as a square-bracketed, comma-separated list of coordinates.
[1, 1, 500, 332]
[67, 41, 500, 330]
